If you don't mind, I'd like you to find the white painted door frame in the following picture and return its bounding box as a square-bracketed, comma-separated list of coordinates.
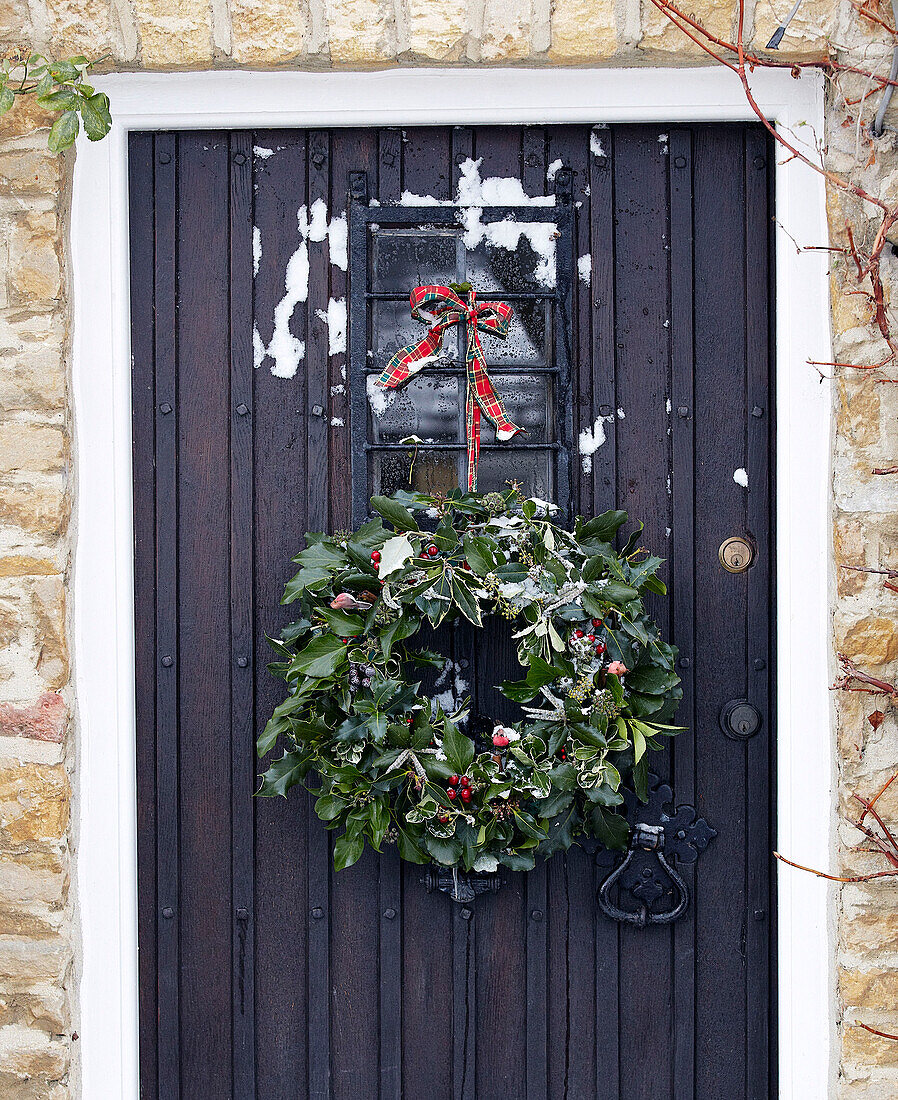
[71, 66, 834, 1099]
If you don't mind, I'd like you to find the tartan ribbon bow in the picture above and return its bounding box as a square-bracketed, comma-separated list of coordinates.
[377, 284, 524, 490]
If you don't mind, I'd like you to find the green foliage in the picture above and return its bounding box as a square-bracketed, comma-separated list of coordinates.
[0, 52, 113, 152]
[258, 487, 682, 872]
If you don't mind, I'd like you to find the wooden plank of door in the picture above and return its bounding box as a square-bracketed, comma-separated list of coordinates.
[324, 129, 382, 1100]
[743, 123, 774, 1100]
[389, 124, 456, 1100]
[252, 129, 312, 1099]
[545, 123, 600, 1100]
[587, 123, 623, 1100]
[669, 126, 699, 1097]
[611, 125, 675, 1100]
[228, 129, 256, 1099]
[469, 125, 528, 1100]
[129, 129, 159, 1100]
[692, 124, 751, 1099]
[175, 130, 234, 1098]
[152, 130, 181, 1100]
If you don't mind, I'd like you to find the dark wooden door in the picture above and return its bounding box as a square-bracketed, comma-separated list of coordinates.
[130, 123, 775, 1100]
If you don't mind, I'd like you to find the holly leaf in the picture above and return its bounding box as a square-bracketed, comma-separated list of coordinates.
[370, 495, 419, 531]
[450, 573, 482, 626]
[257, 750, 312, 797]
[462, 533, 495, 575]
[442, 719, 474, 774]
[590, 806, 629, 850]
[577, 510, 628, 544]
[378, 534, 414, 579]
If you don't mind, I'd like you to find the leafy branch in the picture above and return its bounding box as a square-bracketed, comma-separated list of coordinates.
[0, 49, 112, 151]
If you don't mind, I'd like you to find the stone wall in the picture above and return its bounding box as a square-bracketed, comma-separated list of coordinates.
[0, 0, 892, 1097]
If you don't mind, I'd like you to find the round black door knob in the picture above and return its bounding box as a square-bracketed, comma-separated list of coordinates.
[720, 699, 762, 740]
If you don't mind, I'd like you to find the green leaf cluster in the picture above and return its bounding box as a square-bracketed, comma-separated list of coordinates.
[258, 488, 682, 873]
[0, 53, 113, 151]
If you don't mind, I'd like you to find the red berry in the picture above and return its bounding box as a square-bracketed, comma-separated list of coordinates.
[592, 618, 603, 629]
[595, 641, 606, 655]
[448, 775, 459, 786]
[427, 544, 439, 557]
[406, 716, 414, 725]
[460, 776, 470, 787]
[439, 814, 450, 824]
[447, 788, 457, 801]
[561, 748, 567, 759]
[371, 550, 381, 563]
[492, 733, 510, 748]
[460, 788, 472, 803]
[573, 629, 584, 640]
[587, 633, 595, 643]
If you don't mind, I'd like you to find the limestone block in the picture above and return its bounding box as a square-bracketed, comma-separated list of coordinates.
[230, 0, 307, 64]
[837, 375, 881, 448]
[0, 477, 68, 540]
[842, 967, 898, 1008]
[45, 0, 116, 58]
[834, 517, 868, 597]
[0, 936, 69, 986]
[327, 0, 395, 62]
[0, 3, 31, 42]
[639, 0, 731, 56]
[481, 0, 534, 61]
[836, 614, 898, 666]
[751, 0, 835, 55]
[550, 0, 617, 60]
[0, 426, 65, 478]
[0, 147, 62, 199]
[0, 342, 66, 415]
[0, 984, 67, 1032]
[0, 856, 66, 910]
[134, 0, 214, 67]
[405, 0, 467, 59]
[7, 214, 61, 307]
[0, 1023, 68, 1081]
[0, 762, 71, 845]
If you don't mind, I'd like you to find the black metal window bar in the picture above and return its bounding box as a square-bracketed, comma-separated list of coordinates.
[348, 170, 574, 525]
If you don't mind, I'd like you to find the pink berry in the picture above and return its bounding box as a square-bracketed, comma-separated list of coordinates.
[493, 733, 510, 748]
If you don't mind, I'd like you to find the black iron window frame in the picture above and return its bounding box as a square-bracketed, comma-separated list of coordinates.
[348, 173, 575, 526]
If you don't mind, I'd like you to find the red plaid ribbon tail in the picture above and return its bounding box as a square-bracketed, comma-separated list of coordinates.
[378, 284, 525, 492]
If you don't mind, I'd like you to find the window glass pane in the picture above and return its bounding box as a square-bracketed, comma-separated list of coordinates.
[481, 300, 550, 366]
[465, 220, 557, 292]
[368, 374, 463, 444]
[476, 448, 553, 500]
[478, 375, 551, 444]
[372, 229, 458, 292]
[370, 448, 462, 497]
[370, 301, 458, 374]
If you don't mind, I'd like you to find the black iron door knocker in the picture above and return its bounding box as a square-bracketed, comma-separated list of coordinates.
[596, 776, 716, 927]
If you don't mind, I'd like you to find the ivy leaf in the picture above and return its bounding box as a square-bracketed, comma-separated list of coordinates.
[423, 834, 463, 865]
[0, 85, 14, 115]
[625, 665, 679, 694]
[80, 91, 112, 141]
[314, 793, 347, 821]
[290, 634, 348, 678]
[462, 533, 495, 575]
[396, 826, 428, 863]
[48, 110, 79, 152]
[318, 608, 364, 636]
[370, 495, 419, 531]
[48, 60, 81, 82]
[334, 831, 365, 871]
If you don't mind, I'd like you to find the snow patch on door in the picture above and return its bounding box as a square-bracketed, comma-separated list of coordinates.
[578, 413, 614, 473]
[315, 297, 347, 357]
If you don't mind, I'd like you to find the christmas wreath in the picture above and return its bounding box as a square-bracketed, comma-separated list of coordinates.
[258, 488, 682, 874]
